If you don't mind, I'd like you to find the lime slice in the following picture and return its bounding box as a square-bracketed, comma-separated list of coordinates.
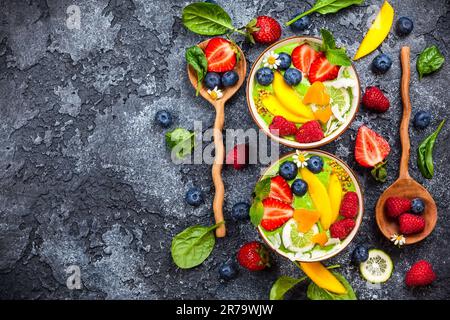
[282, 219, 318, 253]
[360, 249, 393, 283]
[327, 86, 350, 113]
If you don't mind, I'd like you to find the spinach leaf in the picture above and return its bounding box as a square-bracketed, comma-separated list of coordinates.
[417, 120, 445, 179]
[270, 276, 307, 300]
[287, 0, 364, 26]
[165, 128, 196, 159]
[171, 223, 222, 269]
[417, 45, 445, 80]
[307, 272, 357, 300]
[182, 2, 235, 36]
[186, 46, 208, 96]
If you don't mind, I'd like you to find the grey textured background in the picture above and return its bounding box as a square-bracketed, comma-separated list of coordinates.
[0, 0, 449, 300]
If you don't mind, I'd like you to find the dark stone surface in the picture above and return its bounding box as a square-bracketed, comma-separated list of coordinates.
[0, 0, 449, 300]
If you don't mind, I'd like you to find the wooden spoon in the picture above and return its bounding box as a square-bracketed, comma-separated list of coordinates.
[375, 46, 437, 244]
[187, 39, 247, 238]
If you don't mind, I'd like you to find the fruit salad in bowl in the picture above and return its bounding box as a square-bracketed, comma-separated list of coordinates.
[250, 150, 363, 262]
[246, 32, 360, 148]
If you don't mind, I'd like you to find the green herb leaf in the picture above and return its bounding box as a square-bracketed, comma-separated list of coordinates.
[182, 2, 235, 36]
[325, 48, 352, 66]
[371, 161, 388, 182]
[320, 29, 336, 50]
[417, 120, 445, 179]
[254, 177, 271, 198]
[306, 272, 357, 300]
[165, 128, 196, 159]
[417, 45, 445, 80]
[171, 223, 222, 269]
[286, 0, 364, 26]
[186, 46, 208, 96]
[249, 200, 264, 227]
[269, 276, 307, 300]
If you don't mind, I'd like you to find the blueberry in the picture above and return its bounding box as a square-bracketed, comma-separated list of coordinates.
[278, 53, 292, 70]
[279, 161, 298, 180]
[185, 187, 203, 206]
[221, 71, 239, 87]
[155, 110, 172, 128]
[352, 244, 369, 265]
[413, 111, 431, 129]
[283, 68, 302, 86]
[255, 67, 274, 86]
[204, 72, 222, 90]
[396, 17, 414, 36]
[306, 156, 324, 173]
[371, 53, 392, 74]
[231, 202, 250, 221]
[290, 15, 311, 32]
[411, 198, 425, 214]
[291, 179, 308, 196]
[204, 0, 217, 4]
[218, 260, 239, 280]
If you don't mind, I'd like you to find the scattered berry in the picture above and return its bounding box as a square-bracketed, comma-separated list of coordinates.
[204, 37, 237, 72]
[155, 110, 173, 128]
[371, 53, 392, 74]
[295, 120, 324, 143]
[289, 15, 311, 32]
[385, 197, 412, 218]
[405, 260, 436, 287]
[354, 125, 391, 168]
[256, 67, 274, 85]
[413, 111, 431, 129]
[237, 241, 270, 271]
[204, 0, 217, 3]
[399, 213, 425, 235]
[340, 192, 359, 219]
[291, 179, 308, 196]
[269, 116, 297, 136]
[283, 68, 302, 86]
[279, 161, 298, 181]
[247, 16, 281, 44]
[362, 86, 390, 113]
[269, 176, 293, 203]
[306, 155, 324, 173]
[308, 54, 340, 83]
[221, 70, 239, 87]
[231, 202, 250, 221]
[352, 244, 369, 265]
[226, 144, 249, 170]
[204, 72, 222, 90]
[330, 218, 356, 240]
[219, 259, 239, 280]
[411, 198, 425, 214]
[277, 53, 292, 70]
[396, 17, 414, 36]
[185, 187, 203, 206]
[291, 44, 320, 74]
[261, 197, 294, 231]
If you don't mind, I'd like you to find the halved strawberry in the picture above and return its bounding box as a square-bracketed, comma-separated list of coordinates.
[291, 44, 320, 74]
[308, 55, 340, 83]
[261, 198, 294, 231]
[269, 176, 293, 203]
[355, 125, 391, 168]
[204, 37, 237, 72]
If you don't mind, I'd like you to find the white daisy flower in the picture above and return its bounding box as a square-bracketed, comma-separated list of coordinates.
[263, 51, 281, 69]
[390, 233, 406, 247]
[292, 150, 309, 168]
[207, 86, 223, 100]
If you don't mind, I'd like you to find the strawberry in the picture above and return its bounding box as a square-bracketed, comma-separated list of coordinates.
[269, 116, 297, 136]
[291, 44, 321, 74]
[260, 197, 294, 231]
[295, 120, 324, 143]
[399, 213, 425, 234]
[269, 176, 293, 203]
[246, 16, 281, 44]
[405, 260, 436, 287]
[204, 37, 237, 72]
[237, 241, 270, 271]
[385, 197, 412, 218]
[354, 125, 390, 168]
[330, 218, 355, 240]
[226, 144, 249, 170]
[308, 54, 340, 83]
[340, 191, 359, 219]
[362, 86, 390, 113]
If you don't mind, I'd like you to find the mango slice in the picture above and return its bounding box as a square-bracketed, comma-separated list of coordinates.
[293, 209, 321, 233]
[313, 105, 333, 124]
[300, 168, 333, 230]
[261, 94, 310, 124]
[300, 262, 347, 294]
[272, 72, 315, 121]
[312, 232, 328, 247]
[328, 173, 343, 224]
[303, 82, 330, 106]
[354, 1, 394, 60]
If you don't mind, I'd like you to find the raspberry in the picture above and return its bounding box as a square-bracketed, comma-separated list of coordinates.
[330, 218, 355, 240]
[362, 86, 390, 113]
[405, 260, 436, 287]
[295, 120, 324, 143]
[399, 213, 425, 235]
[339, 192, 359, 218]
[269, 116, 297, 136]
[385, 197, 412, 218]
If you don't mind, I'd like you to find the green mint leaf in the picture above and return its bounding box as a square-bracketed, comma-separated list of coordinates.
[320, 29, 336, 50]
[249, 200, 264, 227]
[185, 46, 208, 96]
[182, 2, 234, 36]
[325, 48, 352, 66]
[165, 128, 196, 159]
[254, 177, 271, 198]
[307, 272, 357, 300]
[417, 45, 445, 80]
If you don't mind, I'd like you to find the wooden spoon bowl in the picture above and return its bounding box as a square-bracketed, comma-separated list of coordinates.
[187, 39, 247, 238]
[375, 47, 437, 245]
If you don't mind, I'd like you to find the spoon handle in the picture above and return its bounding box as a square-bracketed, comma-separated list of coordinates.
[212, 101, 226, 238]
[400, 47, 412, 179]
